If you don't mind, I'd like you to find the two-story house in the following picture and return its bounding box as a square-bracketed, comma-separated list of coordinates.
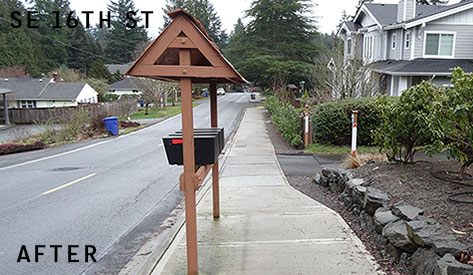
[338, 0, 473, 96]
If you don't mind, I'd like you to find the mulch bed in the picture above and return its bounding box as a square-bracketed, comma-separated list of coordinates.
[352, 161, 473, 246]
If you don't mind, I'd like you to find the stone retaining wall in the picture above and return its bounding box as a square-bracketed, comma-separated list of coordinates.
[314, 169, 473, 275]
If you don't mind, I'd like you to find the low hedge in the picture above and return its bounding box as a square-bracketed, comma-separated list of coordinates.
[311, 98, 397, 146]
[264, 96, 303, 147]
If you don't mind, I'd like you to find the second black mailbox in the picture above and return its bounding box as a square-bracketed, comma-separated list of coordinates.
[163, 128, 224, 166]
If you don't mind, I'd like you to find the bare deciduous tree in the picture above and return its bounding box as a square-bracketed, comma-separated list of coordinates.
[129, 77, 178, 115]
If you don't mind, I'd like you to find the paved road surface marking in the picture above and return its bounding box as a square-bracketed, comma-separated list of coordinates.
[41, 173, 96, 195]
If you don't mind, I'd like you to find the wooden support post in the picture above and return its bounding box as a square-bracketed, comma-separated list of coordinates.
[180, 49, 198, 275]
[210, 80, 220, 219]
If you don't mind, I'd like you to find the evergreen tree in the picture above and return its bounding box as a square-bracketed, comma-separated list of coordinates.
[162, 0, 228, 49]
[226, 0, 319, 91]
[0, 0, 46, 76]
[224, 18, 246, 65]
[33, 0, 72, 70]
[67, 21, 102, 74]
[105, 0, 149, 63]
[88, 59, 111, 79]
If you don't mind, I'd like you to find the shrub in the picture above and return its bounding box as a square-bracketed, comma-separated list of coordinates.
[433, 68, 473, 179]
[264, 95, 303, 147]
[374, 82, 438, 163]
[311, 98, 386, 146]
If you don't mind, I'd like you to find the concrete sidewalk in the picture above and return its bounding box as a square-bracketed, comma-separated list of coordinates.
[152, 107, 382, 274]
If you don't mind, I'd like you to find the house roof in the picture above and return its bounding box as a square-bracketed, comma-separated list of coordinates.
[109, 78, 141, 90]
[351, 0, 473, 30]
[0, 78, 89, 100]
[105, 62, 133, 74]
[39, 82, 87, 100]
[364, 4, 398, 26]
[371, 59, 473, 76]
[0, 88, 13, 94]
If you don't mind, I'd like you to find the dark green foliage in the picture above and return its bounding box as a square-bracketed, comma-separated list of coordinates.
[433, 68, 473, 178]
[0, 0, 46, 76]
[67, 21, 102, 73]
[104, 94, 120, 101]
[311, 98, 385, 146]
[105, 0, 148, 63]
[108, 70, 124, 84]
[374, 82, 438, 163]
[226, 0, 319, 91]
[162, 0, 228, 50]
[88, 60, 111, 80]
[264, 95, 303, 147]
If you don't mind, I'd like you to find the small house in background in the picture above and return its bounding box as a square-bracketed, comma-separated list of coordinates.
[0, 76, 98, 109]
[108, 77, 143, 97]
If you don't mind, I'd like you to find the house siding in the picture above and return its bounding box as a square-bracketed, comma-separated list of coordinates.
[414, 9, 473, 59]
[387, 29, 403, 60]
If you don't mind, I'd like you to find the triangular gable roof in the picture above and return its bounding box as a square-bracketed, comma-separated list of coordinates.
[125, 9, 247, 84]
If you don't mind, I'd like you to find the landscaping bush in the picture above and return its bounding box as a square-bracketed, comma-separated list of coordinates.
[374, 82, 438, 163]
[264, 95, 303, 147]
[311, 98, 386, 146]
[433, 68, 473, 178]
[0, 141, 45, 155]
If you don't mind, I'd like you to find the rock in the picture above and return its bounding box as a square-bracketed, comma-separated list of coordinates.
[406, 219, 443, 247]
[432, 239, 467, 257]
[392, 201, 424, 221]
[434, 253, 473, 275]
[352, 185, 367, 208]
[313, 173, 329, 187]
[359, 210, 376, 232]
[385, 243, 403, 261]
[321, 168, 332, 177]
[329, 179, 345, 193]
[351, 206, 361, 216]
[365, 187, 390, 215]
[374, 207, 400, 233]
[345, 178, 365, 196]
[410, 248, 441, 275]
[382, 220, 418, 253]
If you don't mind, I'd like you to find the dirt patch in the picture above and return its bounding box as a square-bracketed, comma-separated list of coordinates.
[352, 161, 473, 246]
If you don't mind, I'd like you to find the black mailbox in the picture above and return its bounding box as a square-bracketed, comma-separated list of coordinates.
[174, 128, 224, 153]
[163, 134, 220, 165]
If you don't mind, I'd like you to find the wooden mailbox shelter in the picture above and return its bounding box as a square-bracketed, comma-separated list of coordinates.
[125, 9, 246, 275]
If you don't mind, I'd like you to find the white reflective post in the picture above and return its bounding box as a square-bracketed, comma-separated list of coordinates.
[304, 105, 309, 148]
[351, 111, 358, 155]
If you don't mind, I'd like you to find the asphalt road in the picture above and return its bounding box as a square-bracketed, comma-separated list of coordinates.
[0, 93, 250, 275]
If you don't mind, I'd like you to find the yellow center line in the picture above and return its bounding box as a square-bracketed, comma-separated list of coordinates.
[41, 173, 96, 196]
[256, 106, 264, 109]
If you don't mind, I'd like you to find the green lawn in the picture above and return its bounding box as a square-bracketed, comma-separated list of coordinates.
[126, 104, 199, 120]
[304, 143, 381, 155]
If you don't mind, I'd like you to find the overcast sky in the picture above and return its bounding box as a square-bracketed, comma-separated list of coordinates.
[67, 0, 462, 38]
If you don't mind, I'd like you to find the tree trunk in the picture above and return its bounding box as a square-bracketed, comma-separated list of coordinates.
[145, 103, 149, 115]
[459, 159, 473, 180]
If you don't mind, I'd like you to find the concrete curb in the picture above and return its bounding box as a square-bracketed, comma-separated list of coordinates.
[118, 107, 247, 275]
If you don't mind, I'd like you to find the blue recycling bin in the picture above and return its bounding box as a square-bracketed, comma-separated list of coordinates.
[102, 117, 119, 136]
[139, 100, 144, 107]
[204, 92, 209, 97]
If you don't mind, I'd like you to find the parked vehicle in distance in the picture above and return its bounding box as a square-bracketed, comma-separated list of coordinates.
[217, 88, 226, 95]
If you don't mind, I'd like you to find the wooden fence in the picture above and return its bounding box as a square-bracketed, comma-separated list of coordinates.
[8, 99, 138, 124]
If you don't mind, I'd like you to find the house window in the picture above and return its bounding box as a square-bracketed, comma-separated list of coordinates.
[347, 39, 352, 55]
[424, 33, 455, 57]
[405, 32, 411, 49]
[392, 34, 397, 50]
[19, 100, 36, 108]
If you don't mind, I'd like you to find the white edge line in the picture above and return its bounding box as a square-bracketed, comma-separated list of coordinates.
[0, 103, 208, 172]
